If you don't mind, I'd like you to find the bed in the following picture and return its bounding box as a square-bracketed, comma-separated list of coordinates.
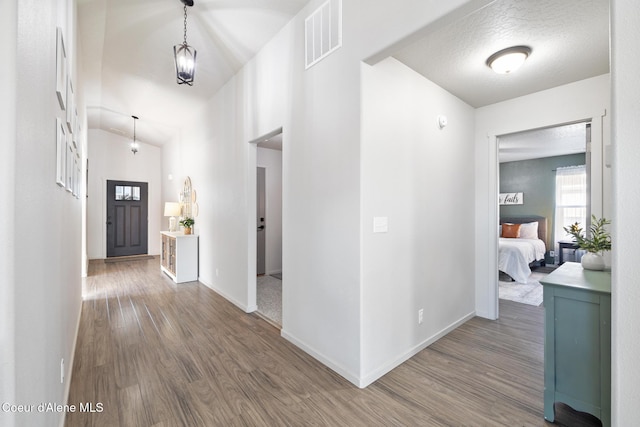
[499, 216, 547, 283]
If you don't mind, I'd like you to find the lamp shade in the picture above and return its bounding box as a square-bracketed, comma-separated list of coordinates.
[174, 43, 197, 85]
[164, 202, 181, 217]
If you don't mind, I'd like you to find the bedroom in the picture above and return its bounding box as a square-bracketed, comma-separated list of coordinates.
[497, 123, 592, 304]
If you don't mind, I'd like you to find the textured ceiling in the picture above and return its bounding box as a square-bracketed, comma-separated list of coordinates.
[393, 0, 610, 108]
[77, 0, 308, 147]
[498, 123, 587, 163]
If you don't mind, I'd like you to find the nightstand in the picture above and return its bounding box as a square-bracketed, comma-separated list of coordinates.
[558, 240, 580, 265]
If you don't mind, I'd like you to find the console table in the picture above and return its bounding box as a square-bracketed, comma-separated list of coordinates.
[540, 262, 611, 426]
[160, 231, 198, 283]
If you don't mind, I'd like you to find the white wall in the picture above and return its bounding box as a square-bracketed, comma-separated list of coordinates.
[611, 0, 640, 423]
[1, 0, 84, 426]
[0, 1, 17, 425]
[161, 0, 364, 379]
[360, 58, 476, 386]
[257, 148, 283, 275]
[86, 129, 162, 259]
[161, 0, 492, 387]
[162, 77, 254, 310]
[474, 74, 611, 319]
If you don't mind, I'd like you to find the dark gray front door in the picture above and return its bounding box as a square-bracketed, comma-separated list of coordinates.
[106, 180, 148, 257]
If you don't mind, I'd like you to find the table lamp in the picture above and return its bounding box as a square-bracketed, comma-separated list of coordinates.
[164, 202, 181, 232]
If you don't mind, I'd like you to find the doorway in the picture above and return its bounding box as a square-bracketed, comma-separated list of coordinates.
[251, 129, 283, 327]
[106, 180, 148, 257]
[496, 121, 592, 307]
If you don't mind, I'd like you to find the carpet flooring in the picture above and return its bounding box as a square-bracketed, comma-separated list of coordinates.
[499, 270, 548, 306]
[257, 274, 282, 326]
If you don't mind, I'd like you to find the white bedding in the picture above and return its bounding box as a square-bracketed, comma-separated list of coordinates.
[498, 238, 546, 284]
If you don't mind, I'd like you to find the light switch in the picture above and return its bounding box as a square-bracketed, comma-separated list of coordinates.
[373, 217, 388, 233]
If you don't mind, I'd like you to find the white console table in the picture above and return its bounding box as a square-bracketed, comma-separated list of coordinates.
[160, 231, 198, 283]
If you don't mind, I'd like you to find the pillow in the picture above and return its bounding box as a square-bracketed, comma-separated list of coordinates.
[519, 221, 539, 240]
[501, 223, 521, 238]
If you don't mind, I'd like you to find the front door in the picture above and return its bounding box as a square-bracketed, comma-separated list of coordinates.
[106, 180, 148, 257]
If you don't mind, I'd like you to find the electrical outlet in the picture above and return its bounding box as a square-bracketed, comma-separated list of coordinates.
[60, 359, 64, 384]
[418, 309, 424, 324]
[549, 250, 555, 257]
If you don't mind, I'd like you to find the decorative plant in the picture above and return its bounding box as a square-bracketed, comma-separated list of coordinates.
[564, 215, 612, 254]
[179, 217, 195, 228]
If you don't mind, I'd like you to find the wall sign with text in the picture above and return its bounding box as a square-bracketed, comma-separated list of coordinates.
[499, 192, 524, 205]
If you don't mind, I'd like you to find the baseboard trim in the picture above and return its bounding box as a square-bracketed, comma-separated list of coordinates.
[359, 310, 476, 388]
[60, 297, 84, 427]
[266, 269, 282, 276]
[280, 329, 361, 388]
[475, 309, 497, 320]
[198, 277, 257, 313]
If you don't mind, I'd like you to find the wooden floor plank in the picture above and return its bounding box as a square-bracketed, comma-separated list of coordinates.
[65, 258, 600, 426]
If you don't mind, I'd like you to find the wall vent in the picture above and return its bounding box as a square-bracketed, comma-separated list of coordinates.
[305, 0, 342, 69]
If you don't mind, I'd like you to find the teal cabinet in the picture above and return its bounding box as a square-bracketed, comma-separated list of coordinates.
[540, 262, 611, 426]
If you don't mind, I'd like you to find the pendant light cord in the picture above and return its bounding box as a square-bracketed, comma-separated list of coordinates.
[183, 5, 188, 45]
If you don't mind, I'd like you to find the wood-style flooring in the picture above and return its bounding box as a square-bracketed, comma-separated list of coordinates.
[66, 258, 601, 426]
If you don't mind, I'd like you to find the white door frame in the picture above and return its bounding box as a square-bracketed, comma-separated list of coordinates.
[247, 127, 284, 314]
[485, 110, 607, 319]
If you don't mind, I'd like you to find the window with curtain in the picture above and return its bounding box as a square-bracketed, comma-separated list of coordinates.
[554, 165, 587, 255]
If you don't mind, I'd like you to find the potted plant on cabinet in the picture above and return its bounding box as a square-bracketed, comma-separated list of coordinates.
[564, 215, 612, 271]
[179, 217, 195, 235]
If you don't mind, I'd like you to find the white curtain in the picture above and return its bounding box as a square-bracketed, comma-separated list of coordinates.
[554, 165, 587, 260]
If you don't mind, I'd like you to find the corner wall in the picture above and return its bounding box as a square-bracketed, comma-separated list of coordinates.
[611, 0, 640, 423]
[360, 57, 476, 385]
[162, 76, 256, 311]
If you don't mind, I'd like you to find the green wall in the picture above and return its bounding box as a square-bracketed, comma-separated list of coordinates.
[500, 153, 586, 261]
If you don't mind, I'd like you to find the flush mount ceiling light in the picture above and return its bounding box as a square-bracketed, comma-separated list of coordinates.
[130, 115, 139, 155]
[174, 0, 197, 85]
[486, 46, 532, 74]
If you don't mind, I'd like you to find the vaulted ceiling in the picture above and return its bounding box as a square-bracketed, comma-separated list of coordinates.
[78, 0, 610, 151]
[77, 0, 309, 147]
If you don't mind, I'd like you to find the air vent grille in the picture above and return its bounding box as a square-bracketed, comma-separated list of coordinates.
[305, 0, 342, 69]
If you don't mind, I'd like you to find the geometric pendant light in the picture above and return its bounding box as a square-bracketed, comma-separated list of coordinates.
[130, 115, 139, 154]
[173, 0, 197, 85]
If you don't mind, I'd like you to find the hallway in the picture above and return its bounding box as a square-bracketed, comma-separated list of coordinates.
[66, 258, 596, 426]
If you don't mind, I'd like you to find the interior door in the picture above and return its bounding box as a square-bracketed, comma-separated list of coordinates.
[106, 180, 148, 257]
[257, 167, 266, 275]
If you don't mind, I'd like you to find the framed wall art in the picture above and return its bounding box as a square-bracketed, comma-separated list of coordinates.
[66, 135, 74, 192]
[66, 79, 74, 132]
[499, 192, 524, 205]
[55, 27, 67, 111]
[56, 118, 66, 187]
